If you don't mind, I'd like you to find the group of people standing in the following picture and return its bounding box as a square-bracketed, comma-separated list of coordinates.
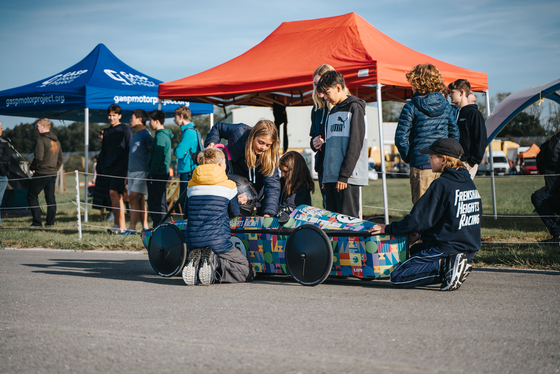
[94, 105, 189, 235]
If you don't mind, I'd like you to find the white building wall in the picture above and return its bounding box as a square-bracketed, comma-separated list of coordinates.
[231, 105, 382, 150]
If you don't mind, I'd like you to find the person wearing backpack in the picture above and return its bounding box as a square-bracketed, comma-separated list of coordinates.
[531, 132, 560, 245]
[173, 106, 202, 219]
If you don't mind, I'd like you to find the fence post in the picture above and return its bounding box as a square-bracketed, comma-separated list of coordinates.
[75, 170, 82, 240]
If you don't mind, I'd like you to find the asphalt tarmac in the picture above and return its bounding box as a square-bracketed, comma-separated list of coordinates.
[1, 248, 559, 374]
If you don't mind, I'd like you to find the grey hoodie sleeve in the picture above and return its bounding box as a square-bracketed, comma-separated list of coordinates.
[338, 103, 366, 183]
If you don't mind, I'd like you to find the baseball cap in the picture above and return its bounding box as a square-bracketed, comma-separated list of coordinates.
[419, 138, 464, 158]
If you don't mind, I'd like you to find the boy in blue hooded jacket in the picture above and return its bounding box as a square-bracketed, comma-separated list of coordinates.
[395, 64, 459, 204]
[182, 147, 253, 286]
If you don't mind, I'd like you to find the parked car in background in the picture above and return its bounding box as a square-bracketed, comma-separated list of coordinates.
[519, 157, 539, 175]
[478, 150, 509, 175]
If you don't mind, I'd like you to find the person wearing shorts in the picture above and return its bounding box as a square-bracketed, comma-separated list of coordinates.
[98, 104, 132, 234]
[119, 109, 153, 235]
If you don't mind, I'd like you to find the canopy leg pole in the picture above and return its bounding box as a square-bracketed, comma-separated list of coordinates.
[376, 84, 389, 224]
[84, 108, 89, 223]
[485, 91, 497, 220]
[158, 99, 162, 111]
[75, 170, 82, 240]
[210, 112, 214, 128]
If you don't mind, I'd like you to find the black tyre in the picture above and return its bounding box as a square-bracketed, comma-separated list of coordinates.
[147, 223, 187, 277]
[285, 224, 333, 286]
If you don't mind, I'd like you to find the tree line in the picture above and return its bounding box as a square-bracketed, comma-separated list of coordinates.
[3, 115, 212, 154]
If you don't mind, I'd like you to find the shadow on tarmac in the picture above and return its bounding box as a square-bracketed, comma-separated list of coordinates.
[21, 258, 407, 289]
[473, 267, 560, 276]
[23, 258, 186, 286]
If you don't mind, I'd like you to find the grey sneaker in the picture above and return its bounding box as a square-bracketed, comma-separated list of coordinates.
[198, 247, 215, 286]
[441, 253, 468, 291]
[107, 224, 124, 234]
[183, 249, 202, 286]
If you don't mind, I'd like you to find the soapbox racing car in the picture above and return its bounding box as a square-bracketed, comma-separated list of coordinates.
[141, 205, 408, 286]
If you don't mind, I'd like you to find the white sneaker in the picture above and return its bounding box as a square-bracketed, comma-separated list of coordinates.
[198, 248, 215, 286]
[183, 249, 202, 286]
[440, 253, 468, 291]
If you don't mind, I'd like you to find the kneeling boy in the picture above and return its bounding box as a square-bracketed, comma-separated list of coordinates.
[369, 138, 481, 291]
[183, 148, 254, 286]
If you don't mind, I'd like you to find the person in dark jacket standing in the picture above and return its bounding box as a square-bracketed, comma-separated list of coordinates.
[370, 138, 481, 291]
[448, 79, 487, 179]
[205, 120, 280, 217]
[395, 64, 459, 204]
[98, 105, 132, 234]
[27, 118, 63, 227]
[309, 64, 334, 207]
[0, 122, 11, 228]
[182, 148, 252, 286]
[316, 70, 369, 218]
[531, 132, 560, 245]
[146, 110, 173, 228]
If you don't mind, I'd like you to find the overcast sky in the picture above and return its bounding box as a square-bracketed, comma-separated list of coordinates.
[1, 0, 559, 128]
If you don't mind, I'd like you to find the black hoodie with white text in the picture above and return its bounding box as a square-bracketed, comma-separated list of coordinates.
[385, 167, 482, 261]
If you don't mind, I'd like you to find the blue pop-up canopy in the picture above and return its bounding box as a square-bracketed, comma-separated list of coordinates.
[0, 43, 213, 121]
[0, 43, 213, 222]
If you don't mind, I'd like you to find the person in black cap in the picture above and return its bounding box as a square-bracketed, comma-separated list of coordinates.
[369, 138, 482, 291]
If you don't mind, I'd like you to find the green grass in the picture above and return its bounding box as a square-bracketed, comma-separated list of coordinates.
[312, 175, 560, 270]
[1, 173, 559, 270]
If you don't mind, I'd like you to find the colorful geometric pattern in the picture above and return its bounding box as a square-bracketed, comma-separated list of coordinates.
[141, 205, 407, 280]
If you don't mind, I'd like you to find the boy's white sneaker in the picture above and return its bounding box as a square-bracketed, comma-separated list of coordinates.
[441, 253, 468, 291]
[183, 249, 202, 286]
[198, 248, 215, 286]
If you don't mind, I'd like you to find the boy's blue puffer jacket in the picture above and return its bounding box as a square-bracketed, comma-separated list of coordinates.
[395, 92, 459, 168]
[205, 122, 280, 216]
[186, 164, 240, 254]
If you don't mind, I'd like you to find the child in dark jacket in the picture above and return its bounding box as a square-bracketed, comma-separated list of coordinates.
[182, 148, 253, 286]
[278, 151, 314, 214]
[369, 138, 481, 291]
[205, 119, 281, 216]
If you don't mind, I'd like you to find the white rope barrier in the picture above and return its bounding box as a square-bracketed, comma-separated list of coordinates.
[7, 171, 77, 182]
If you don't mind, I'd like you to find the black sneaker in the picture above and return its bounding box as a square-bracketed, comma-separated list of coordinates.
[246, 263, 255, 282]
[182, 249, 202, 286]
[441, 253, 468, 291]
[198, 247, 215, 286]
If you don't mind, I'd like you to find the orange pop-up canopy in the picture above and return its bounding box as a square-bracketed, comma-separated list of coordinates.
[159, 12, 488, 106]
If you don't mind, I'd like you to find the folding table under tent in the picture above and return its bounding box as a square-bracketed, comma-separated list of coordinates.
[159, 12, 489, 223]
[0, 43, 213, 221]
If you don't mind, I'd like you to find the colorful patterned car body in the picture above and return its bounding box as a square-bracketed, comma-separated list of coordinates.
[142, 205, 408, 281]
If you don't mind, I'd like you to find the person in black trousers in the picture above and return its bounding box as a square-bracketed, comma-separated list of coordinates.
[27, 118, 63, 227]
